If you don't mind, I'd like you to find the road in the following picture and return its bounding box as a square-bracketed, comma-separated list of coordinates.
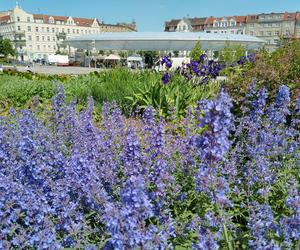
[16, 65, 101, 75]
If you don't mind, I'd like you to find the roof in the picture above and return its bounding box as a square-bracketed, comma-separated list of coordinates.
[66, 32, 266, 51]
[206, 16, 247, 23]
[165, 17, 206, 27]
[282, 12, 297, 21]
[0, 15, 10, 24]
[33, 14, 98, 27]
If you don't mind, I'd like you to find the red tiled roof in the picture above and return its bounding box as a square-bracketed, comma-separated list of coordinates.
[0, 15, 10, 24]
[246, 15, 258, 23]
[165, 19, 181, 27]
[165, 17, 206, 27]
[206, 16, 246, 23]
[282, 12, 297, 21]
[33, 14, 98, 27]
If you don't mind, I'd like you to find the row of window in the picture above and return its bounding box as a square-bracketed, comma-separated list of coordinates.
[19, 25, 100, 34]
[254, 30, 292, 36]
[27, 44, 57, 51]
[213, 21, 241, 27]
[27, 35, 56, 42]
[17, 16, 92, 26]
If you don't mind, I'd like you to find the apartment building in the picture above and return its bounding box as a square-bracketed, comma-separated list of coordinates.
[165, 11, 299, 51]
[165, 17, 206, 32]
[0, 5, 136, 61]
[204, 16, 247, 35]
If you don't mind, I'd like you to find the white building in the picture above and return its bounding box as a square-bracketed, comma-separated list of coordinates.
[0, 5, 136, 61]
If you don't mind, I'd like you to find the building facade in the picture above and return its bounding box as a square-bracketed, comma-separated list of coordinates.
[165, 17, 206, 32]
[0, 5, 136, 61]
[165, 11, 299, 51]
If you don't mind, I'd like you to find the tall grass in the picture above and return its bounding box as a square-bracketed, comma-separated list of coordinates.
[0, 69, 221, 115]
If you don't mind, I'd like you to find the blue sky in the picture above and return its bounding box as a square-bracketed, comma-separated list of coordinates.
[2, 0, 300, 31]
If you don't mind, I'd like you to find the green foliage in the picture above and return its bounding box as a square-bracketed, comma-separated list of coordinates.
[219, 42, 245, 66]
[226, 39, 300, 101]
[190, 41, 203, 61]
[0, 68, 221, 118]
[0, 39, 15, 58]
[126, 75, 221, 119]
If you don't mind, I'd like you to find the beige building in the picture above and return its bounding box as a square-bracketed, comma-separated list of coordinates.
[0, 5, 136, 61]
[165, 11, 299, 51]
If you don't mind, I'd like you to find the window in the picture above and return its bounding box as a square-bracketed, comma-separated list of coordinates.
[47, 36, 50, 41]
[27, 17, 30, 22]
[27, 26, 31, 31]
[42, 27, 45, 32]
[28, 35, 32, 41]
[285, 23, 291, 27]
[37, 45, 40, 50]
[52, 28, 55, 33]
[268, 23, 272, 27]
[231, 30, 234, 34]
[275, 31, 280, 36]
[36, 26, 39, 32]
[213, 21, 219, 27]
[36, 36, 39, 41]
[17, 26, 21, 31]
[53, 45, 56, 50]
[274, 39, 279, 45]
[259, 31, 264, 36]
[275, 23, 281, 27]
[285, 30, 291, 35]
[49, 17, 54, 24]
[48, 45, 51, 50]
[77, 29, 79, 34]
[17, 16, 20, 22]
[42, 36, 45, 41]
[250, 31, 254, 36]
[251, 16, 256, 20]
[73, 29, 75, 34]
[43, 45, 46, 50]
[260, 15, 265, 20]
[267, 31, 272, 36]
[67, 29, 70, 33]
[52, 36, 55, 41]
[47, 27, 49, 32]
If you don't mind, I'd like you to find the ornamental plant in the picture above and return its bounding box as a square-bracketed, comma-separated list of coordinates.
[0, 84, 299, 249]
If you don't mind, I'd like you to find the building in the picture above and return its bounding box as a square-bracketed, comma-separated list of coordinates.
[165, 11, 299, 51]
[0, 5, 136, 61]
[164, 17, 206, 32]
[204, 16, 247, 35]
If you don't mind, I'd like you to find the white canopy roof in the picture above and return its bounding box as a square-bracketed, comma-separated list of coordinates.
[127, 54, 143, 61]
[65, 32, 266, 51]
[104, 54, 121, 60]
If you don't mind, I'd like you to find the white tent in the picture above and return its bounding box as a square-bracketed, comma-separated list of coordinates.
[127, 55, 143, 62]
[104, 54, 121, 60]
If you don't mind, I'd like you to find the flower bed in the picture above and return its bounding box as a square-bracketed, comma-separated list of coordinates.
[0, 83, 299, 249]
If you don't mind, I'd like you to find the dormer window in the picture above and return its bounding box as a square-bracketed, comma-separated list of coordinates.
[213, 21, 219, 27]
[49, 17, 54, 24]
[230, 19, 236, 26]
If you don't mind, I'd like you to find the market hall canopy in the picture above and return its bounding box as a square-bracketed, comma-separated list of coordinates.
[65, 32, 266, 51]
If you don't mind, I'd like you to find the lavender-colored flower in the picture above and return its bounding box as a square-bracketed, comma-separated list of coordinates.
[162, 72, 171, 84]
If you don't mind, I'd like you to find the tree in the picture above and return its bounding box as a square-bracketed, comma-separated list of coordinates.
[190, 41, 203, 61]
[0, 39, 15, 58]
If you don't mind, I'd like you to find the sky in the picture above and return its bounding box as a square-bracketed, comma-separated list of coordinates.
[1, 0, 300, 31]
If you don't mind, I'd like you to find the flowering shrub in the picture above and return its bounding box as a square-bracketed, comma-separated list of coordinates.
[0, 84, 299, 249]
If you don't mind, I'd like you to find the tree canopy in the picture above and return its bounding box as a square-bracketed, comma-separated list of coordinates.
[0, 39, 15, 58]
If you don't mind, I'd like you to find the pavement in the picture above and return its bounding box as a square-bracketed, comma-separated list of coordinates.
[16, 65, 102, 75]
